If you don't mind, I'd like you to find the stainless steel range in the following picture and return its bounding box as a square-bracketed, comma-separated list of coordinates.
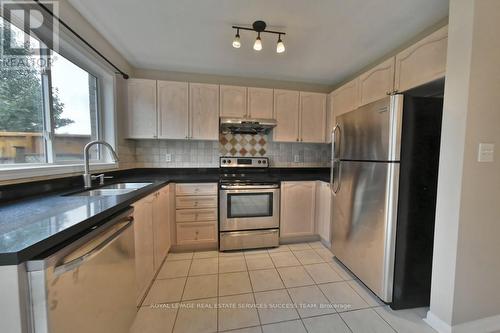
[219, 157, 280, 251]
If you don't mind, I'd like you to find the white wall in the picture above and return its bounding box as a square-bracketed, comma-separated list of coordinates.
[427, 0, 500, 331]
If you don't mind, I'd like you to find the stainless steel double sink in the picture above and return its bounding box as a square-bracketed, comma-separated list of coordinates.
[72, 182, 153, 197]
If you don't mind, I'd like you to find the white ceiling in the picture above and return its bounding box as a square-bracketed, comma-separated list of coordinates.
[69, 0, 449, 85]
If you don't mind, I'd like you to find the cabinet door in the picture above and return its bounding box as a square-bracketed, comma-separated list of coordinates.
[190, 83, 219, 140]
[132, 195, 155, 304]
[247, 87, 274, 119]
[273, 89, 300, 142]
[153, 186, 171, 270]
[220, 85, 247, 118]
[315, 182, 332, 243]
[280, 181, 316, 237]
[395, 26, 448, 92]
[331, 79, 360, 120]
[358, 57, 395, 106]
[157, 81, 189, 139]
[126, 79, 157, 138]
[300, 92, 327, 143]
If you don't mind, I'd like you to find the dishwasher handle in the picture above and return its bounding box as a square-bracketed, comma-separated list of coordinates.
[53, 216, 134, 276]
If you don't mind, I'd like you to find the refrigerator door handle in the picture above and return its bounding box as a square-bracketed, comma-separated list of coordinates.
[330, 124, 340, 189]
[333, 160, 342, 194]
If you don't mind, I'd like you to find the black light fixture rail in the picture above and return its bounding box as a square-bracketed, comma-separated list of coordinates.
[33, 0, 130, 79]
[231, 26, 286, 36]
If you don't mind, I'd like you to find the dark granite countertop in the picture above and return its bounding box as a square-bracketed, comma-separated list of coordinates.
[0, 167, 329, 265]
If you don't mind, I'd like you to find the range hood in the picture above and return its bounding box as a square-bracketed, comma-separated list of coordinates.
[220, 117, 277, 134]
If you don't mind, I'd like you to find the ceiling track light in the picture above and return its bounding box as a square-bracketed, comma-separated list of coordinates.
[231, 20, 286, 53]
[232, 28, 241, 48]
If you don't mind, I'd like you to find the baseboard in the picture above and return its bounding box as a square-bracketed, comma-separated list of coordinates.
[425, 310, 500, 333]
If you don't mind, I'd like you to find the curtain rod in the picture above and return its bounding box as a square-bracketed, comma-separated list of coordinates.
[33, 0, 130, 79]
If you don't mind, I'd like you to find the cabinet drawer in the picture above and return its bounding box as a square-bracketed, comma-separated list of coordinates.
[176, 222, 217, 244]
[176, 196, 217, 209]
[176, 208, 218, 222]
[176, 183, 217, 196]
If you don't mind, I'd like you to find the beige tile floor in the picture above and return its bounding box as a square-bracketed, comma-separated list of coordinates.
[130, 242, 436, 333]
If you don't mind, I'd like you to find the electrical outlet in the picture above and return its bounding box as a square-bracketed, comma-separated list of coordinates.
[165, 153, 172, 162]
[478, 143, 495, 162]
[294, 155, 300, 163]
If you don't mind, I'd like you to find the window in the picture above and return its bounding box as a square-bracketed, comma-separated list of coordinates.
[0, 17, 101, 166]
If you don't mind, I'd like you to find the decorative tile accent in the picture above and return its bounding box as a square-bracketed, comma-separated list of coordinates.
[219, 133, 267, 157]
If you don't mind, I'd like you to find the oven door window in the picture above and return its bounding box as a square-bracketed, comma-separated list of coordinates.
[227, 193, 273, 218]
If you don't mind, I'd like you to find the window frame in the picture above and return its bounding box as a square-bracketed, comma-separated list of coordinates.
[0, 14, 119, 181]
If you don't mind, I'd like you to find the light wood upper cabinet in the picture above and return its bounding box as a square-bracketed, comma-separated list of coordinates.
[153, 186, 171, 270]
[280, 181, 316, 237]
[300, 92, 327, 143]
[157, 81, 189, 139]
[395, 25, 448, 92]
[190, 83, 219, 140]
[273, 89, 300, 142]
[358, 57, 395, 106]
[247, 87, 274, 119]
[220, 85, 247, 118]
[331, 78, 360, 120]
[126, 79, 157, 138]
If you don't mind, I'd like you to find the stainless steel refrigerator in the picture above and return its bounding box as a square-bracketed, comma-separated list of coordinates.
[330, 93, 443, 309]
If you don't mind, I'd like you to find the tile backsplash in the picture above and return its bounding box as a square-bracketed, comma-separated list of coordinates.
[129, 136, 330, 168]
[219, 133, 268, 157]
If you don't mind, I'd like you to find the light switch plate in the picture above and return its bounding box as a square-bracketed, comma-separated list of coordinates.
[165, 153, 172, 162]
[478, 143, 495, 162]
[294, 155, 300, 163]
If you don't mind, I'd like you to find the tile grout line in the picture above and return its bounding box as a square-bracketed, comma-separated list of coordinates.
[244, 250, 263, 331]
[170, 256, 193, 333]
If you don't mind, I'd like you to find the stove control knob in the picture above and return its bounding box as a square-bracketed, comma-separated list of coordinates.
[228, 160, 232, 164]
[258, 160, 262, 164]
[222, 159, 227, 164]
[263, 160, 267, 164]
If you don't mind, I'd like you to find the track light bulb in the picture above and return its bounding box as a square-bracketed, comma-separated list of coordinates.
[232, 30, 241, 48]
[276, 35, 285, 53]
[254, 33, 262, 51]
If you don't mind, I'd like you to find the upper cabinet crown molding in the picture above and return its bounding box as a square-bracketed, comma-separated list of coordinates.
[358, 57, 396, 106]
[395, 25, 448, 92]
[247, 87, 274, 119]
[126, 79, 157, 139]
[220, 85, 247, 118]
[157, 80, 189, 140]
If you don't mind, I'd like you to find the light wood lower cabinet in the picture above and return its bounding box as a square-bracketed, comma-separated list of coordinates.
[132, 184, 171, 305]
[176, 222, 217, 245]
[152, 186, 171, 270]
[280, 181, 317, 238]
[175, 183, 218, 248]
[175, 195, 217, 209]
[132, 193, 156, 305]
[315, 181, 332, 244]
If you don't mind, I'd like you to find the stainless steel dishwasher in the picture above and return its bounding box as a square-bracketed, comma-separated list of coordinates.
[27, 208, 136, 333]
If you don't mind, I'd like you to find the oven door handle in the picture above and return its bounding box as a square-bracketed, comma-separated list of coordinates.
[220, 184, 280, 190]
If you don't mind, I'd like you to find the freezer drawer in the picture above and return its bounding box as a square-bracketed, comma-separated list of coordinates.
[332, 161, 399, 302]
[220, 229, 279, 251]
